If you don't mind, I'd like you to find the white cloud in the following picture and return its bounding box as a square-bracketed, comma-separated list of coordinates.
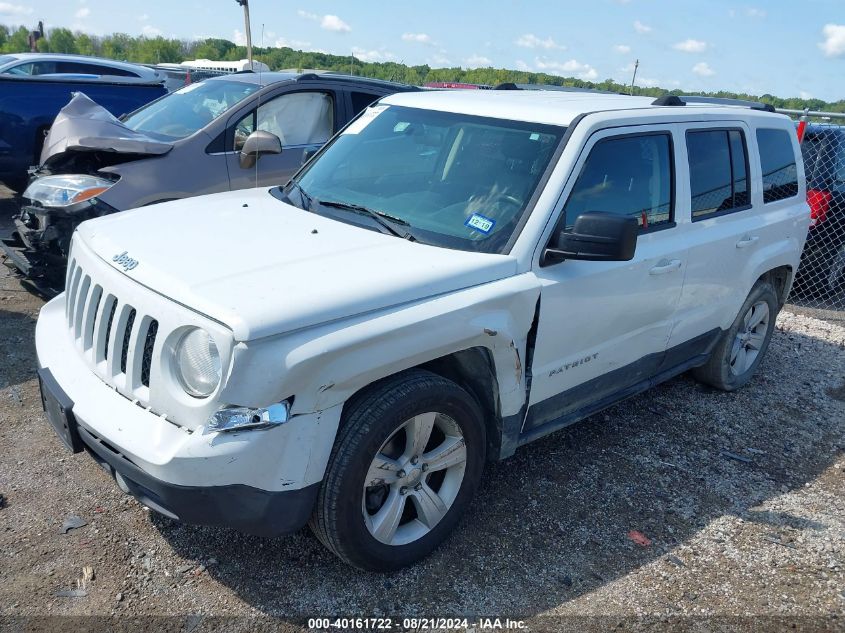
[402, 32, 432, 44]
[297, 9, 351, 33]
[352, 46, 395, 62]
[0, 2, 31, 17]
[515, 59, 530, 71]
[233, 29, 247, 46]
[141, 24, 162, 37]
[633, 20, 652, 34]
[535, 57, 598, 80]
[673, 38, 708, 53]
[613, 44, 631, 54]
[800, 90, 813, 100]
[746, 8, 766, 18]
[637, 76, 662, 88]
[692, 61, 715, 77]
[321, 15, 351, 33]
[464, 54, 492, 68]
[74, 6, 90, 18]
[819, 24, 845, 58]
[275, 37, 311, 50]
[138, 13, 149, 21]
[515, 33, 565, 50]
[428, 53, 451, 66]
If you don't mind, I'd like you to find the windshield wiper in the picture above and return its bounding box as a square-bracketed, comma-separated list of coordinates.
[316, 199, 417, 241]
[287, 181, 314, 211]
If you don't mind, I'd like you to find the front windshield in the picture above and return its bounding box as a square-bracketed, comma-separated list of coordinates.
[292, 105, 564, 254]
[122, 79, 259, 140]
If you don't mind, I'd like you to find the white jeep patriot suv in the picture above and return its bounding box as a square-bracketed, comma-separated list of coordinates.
[35, 90, 809, 570]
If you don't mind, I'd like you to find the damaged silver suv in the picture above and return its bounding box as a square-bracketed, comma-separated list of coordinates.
[1, 71, 416, 289]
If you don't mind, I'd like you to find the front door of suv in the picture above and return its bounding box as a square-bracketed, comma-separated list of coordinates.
[225, 86, 341, 190]
[525, 125, 687, 433]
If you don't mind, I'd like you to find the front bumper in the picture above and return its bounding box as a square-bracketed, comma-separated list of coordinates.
[0, 197, 117, 286]
[35, 296, 341, 536]
[78, 420, 319, 537]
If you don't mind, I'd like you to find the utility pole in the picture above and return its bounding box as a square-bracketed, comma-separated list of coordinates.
[235, 0, 253, 68]
[630, 59, 639, 95]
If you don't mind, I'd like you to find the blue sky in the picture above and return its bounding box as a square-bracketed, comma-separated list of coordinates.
[3, 0, 844, 100]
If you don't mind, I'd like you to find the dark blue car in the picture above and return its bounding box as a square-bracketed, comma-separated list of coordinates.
[0, 73, 166, 191]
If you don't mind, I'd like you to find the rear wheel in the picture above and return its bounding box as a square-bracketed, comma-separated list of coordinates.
[692, 281, 778, 391]
[310, 369, 486, 571]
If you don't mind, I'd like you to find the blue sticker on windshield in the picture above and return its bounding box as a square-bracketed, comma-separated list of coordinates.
[465, 213, 496, 234]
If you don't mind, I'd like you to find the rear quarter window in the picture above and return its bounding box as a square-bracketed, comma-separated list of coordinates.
[757, 128, 799, 203]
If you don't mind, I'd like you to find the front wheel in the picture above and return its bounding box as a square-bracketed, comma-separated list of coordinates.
[692, 281, 778, 391]
[310, 369, 486, 571]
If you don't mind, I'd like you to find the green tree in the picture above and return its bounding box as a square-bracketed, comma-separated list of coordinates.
[48, 28, 77, 53]
[75, 33, 96, 56]
[193, 38, 235, 60]
[2, 26, 30, 53]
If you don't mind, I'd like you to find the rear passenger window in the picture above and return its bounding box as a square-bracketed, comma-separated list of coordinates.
[563, 133, 673, 231]
[757, 128, 799, 203]
[687, 129, 750, 219]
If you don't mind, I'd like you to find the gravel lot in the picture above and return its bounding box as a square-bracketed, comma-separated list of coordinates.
[0, 188, 843, 630]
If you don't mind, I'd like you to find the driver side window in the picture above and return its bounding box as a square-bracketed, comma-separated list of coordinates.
[563, 133, 674, 231]
[233, 91, 334, 151]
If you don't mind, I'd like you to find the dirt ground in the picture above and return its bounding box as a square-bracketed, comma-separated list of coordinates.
[0, 188, 843, 632]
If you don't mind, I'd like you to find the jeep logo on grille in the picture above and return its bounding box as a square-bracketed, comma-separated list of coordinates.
[112, 251, 139, 271]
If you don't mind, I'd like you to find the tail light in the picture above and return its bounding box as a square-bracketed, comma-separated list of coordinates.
[807, 189, 831, 227]
[796, 120, 807, 144]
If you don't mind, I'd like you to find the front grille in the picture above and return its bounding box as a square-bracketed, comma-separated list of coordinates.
[65, 261, 161, 402]
[141, 320, 158, 387]
[120, 309, 136, 374]
[103, 299, 117, 360]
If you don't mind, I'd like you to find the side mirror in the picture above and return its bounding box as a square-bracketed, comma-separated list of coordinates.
[239, 130, 282, 169]
[544, 211, 638, 264]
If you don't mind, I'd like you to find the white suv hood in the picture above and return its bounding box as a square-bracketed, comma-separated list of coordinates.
[77, 188, 517, 341]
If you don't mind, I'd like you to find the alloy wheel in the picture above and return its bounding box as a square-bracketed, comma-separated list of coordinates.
[362, 412, 467, 546]
[729, 300, 769, 375]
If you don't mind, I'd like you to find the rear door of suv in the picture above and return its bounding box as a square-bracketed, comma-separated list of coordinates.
[668, 122, 803, 354]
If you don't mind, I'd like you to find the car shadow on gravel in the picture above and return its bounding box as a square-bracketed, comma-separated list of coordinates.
[149, 323, 845, 617]
[0, 309, 38, 391]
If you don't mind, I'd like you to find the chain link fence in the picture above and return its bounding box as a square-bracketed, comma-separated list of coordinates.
[776, 108, 845, 321]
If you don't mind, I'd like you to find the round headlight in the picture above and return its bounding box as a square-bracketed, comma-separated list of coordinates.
[173, 328, 222, 397]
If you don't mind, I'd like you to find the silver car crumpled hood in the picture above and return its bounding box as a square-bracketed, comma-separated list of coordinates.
[39, 92, 173, 165]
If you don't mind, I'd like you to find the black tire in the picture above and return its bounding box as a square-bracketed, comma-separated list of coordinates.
[692, 281, 778, 391]
[309, 369, 486, 571]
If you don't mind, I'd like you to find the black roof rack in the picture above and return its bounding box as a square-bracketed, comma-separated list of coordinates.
[652, 94, 775, 113]
[495, 82, 616, 94]
[295, 71, 419, 91]
[651, 95, 685, 107]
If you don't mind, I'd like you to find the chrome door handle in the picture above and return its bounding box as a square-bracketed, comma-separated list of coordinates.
[649, 259, 682, 275]
[736, 235, 760, 249]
